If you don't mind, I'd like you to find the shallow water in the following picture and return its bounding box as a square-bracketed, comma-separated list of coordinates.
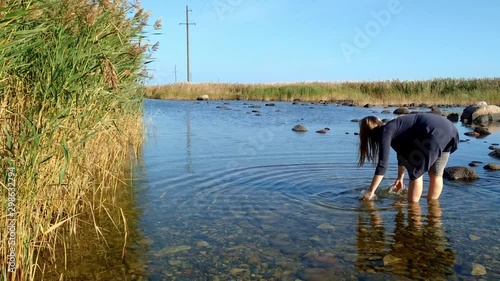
[133, 99, 500, 280]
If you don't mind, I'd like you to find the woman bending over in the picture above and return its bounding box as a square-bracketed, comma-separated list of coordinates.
[358, 113, 459, 202]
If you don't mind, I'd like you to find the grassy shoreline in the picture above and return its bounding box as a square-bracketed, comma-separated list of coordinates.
[146, 79, 500, 106]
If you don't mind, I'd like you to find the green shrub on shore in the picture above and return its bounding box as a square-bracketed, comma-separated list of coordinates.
[1, 0, 156, 279]
[146, 78, 500, 105]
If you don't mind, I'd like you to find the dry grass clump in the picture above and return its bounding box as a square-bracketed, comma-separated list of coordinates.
[1, 0, 158, 279]
[147, 78, 500, 106]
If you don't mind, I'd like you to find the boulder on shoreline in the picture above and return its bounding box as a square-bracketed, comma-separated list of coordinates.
[196, 94, 209, 101]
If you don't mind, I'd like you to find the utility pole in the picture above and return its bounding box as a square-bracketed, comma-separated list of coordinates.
[180, 5, 195, 82]
[173, 65, 178, 83]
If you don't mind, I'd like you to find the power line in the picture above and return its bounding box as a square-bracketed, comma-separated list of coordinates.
[179, 5, 196, 82]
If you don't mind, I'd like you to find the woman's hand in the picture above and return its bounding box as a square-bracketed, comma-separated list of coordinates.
[359, 190, 376, 201]
[359, 175, 384, 201]
[393, 179, 405, 191]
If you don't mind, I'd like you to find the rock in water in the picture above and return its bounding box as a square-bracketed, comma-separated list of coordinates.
[316, 128, 330, 134]
[474, 127, 491, 136]
[229, 268, 246, 275]
[484, 163, 500, 170]
[447, 113, 459, 122]
[469, 234, 481, 241]
[443, 167, 479, 181]
[316, 223, 335, 230]
[196, 241, 209, 247]
[383, 254, 401, 265]
[464, 131, 480, 137]
[292, 124, 307, 132]
[429, 106, 442, 114]
[471, 263, 487, 276]
[393, 107, 410, 115]
[461, 104, 500, 125]
[489, 148, 500, 159]
[155, 245, 191, 257]
[301, 251, 339, 268]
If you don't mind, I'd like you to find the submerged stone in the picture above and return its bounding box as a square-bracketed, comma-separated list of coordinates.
[471, 263, 487, 276]
[316, 223, 336, 230]
[383, 254, 402, 265]
[154, 245, 191, 257]
[229, 268, 246, 275]
[302, 251, 339, 268]
[469, 234, 481, 241]
[197, 241, 209, 247]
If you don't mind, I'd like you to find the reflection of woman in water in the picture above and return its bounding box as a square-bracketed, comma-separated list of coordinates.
[356, 202, 455, 279]
[355, 200, 387, 273]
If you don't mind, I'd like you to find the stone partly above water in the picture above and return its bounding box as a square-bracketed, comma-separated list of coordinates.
[393, 107, 410, 115]
[461, 103, 500, 125]
[443, 166, 479, 181]
[474, 126, 491, 136]
[489, 148, 500, 159]
[484, 163, 500, 170]
[292, 124, 308, 132]
[154, 245, 191, 257]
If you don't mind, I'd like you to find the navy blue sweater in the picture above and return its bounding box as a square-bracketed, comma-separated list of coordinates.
[375, 113, 459, 180]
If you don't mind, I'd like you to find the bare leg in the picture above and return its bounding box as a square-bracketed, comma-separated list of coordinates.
[408, 176, 423, 203]
[427, 172, 443, 201]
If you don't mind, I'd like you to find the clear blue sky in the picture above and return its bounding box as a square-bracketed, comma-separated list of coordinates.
[141, 0, 500, 85]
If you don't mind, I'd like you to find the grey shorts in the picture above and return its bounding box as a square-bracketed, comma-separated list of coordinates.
[429, 152, 450, 176]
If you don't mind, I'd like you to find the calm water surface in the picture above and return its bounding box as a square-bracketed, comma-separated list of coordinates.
[133, 99, 499, 280]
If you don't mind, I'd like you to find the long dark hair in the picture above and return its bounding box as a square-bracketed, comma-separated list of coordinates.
[358, 116, 383, 167]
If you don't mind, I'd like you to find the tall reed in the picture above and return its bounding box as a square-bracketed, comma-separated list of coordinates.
[146, 78, 500, 105]
[1, 0, 157, 279]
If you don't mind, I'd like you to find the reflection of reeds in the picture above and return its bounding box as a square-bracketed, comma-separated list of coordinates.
[147, 78, 500, 105]
[0, 0, 155, 279]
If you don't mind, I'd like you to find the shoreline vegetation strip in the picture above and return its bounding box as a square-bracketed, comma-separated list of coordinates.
[146, 79, 500, 106]
[1, 0, 158, 279]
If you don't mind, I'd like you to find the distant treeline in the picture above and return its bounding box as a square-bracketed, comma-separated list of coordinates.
[146, 78, 500, 105]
